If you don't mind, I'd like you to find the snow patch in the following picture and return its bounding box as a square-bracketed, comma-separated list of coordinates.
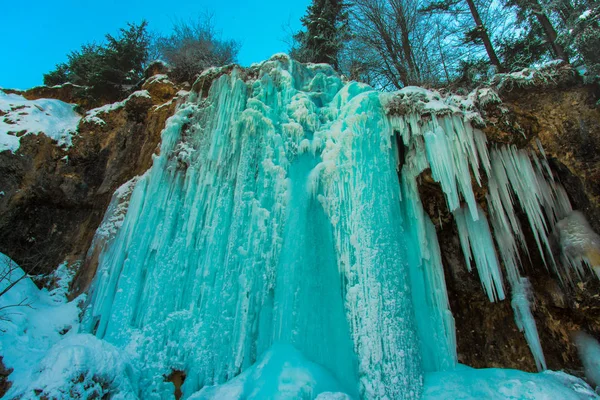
[0, 90, 81, 153]
[423, 365, 598, 399]
[83, 90, 151, 125]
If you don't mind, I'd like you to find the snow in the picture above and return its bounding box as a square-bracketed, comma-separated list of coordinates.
[145, 74, 173, 85]
[30, 334, 138, 399]
[579, 9, 592, 20]
[0, 90, 81, 152]
[0, 254, 140, 399]
[94, 176, 140, 243]
[0, 254, 79, 397]
[423, 365, 598, 399]
[82, 90, 151, 125]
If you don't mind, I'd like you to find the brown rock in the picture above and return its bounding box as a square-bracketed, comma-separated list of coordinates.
[0, 77, 181, 296]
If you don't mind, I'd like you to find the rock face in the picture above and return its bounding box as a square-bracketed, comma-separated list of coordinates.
[444, 71, 600, 375]
[0, 73, 181, 294]
[0, 62, 599, 381]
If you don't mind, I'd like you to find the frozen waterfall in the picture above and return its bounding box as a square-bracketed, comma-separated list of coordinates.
[83, 55, 579, 399]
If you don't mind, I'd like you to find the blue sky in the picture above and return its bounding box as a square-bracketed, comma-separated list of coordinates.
[1, 0, 311, 89]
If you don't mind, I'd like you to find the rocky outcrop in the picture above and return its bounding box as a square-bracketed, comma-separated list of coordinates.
[437, 68, 600, 376]
[0, 72, 182, 294]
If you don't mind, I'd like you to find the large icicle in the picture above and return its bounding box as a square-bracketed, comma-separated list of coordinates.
[400, 140, 457, 372]
[454, 205, 506, 302]
[484, 144, 577, 370]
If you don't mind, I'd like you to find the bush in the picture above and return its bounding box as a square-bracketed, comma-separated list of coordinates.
[153, 15, 240, 83]
[563, 7, 600, 82]
[43, 22, 151, 102]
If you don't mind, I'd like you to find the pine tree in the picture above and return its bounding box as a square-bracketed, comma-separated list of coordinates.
[556, 2, 600, 80]
[291, 0, 349, 70]
[43, 21, 151, 101]
[505, 0, 570, 62]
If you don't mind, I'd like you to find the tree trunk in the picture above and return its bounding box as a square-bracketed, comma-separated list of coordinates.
[464, 0, 505, 72]
[531, 0, 570, 62]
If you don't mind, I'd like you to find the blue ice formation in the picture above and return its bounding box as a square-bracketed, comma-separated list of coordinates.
[83, 55, 576, 399]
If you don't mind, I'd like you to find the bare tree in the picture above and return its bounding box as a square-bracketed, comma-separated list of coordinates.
[349, 0, 424, 88]
[0, 258, 32, 329]
[153, 13, 241, 83]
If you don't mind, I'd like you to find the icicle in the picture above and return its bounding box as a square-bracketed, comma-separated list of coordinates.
[487, 145, 575, 277]
[454, 205, 505, 302]
[511, 277, 547, 371]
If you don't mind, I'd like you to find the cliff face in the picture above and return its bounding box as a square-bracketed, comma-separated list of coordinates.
[439, 72, 600, 374]
[0, 72, 181, 292]
[1, 62, 599, 380]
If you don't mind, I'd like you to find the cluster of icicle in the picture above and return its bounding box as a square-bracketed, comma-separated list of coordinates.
[388, 88, 573, 372]
[83, 54, 581, 399]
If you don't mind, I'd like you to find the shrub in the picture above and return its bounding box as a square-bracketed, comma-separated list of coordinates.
[43, 22, 151, 102]
[153, 15, 240, 83]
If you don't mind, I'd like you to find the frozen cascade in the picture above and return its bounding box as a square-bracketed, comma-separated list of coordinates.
[84, 55, 582, 398]
[85, 58, 421, 399]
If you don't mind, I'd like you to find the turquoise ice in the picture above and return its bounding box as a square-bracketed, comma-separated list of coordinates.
[84, 56, 579, 399]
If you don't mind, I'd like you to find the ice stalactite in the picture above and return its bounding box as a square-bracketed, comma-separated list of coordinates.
[84, 55, 584, 398]
[454, 205, 506, 302]
[485, 145, 580, 371]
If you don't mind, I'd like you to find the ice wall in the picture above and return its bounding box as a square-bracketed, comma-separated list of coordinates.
[85, 55, 580, 398]
[85, 58, 421, 399]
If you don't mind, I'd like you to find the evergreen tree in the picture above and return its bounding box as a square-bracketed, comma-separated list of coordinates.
[496, 23, 549, 70]
[558, 4, 600, 80]
[43, 21, 150, 101]
[291, 0, 349, 70]
[504, 0, 570, 62]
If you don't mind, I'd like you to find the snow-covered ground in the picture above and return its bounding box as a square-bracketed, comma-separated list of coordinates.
[0, 254, 136, 399]
[0, 90, 81, 153]
[82, 90, 151, 125]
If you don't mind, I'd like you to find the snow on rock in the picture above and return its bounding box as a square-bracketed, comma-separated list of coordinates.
[188, 343, 350, 400]
[0, 90, 81, 153]
[94, 176, 141, 243]
[82, 90, 152, 125]
[145, 74, 174, 85]
[423, 365, 599, 400]
[30, 334, 137, 400]
[490, 60, 574, 92]
[554, 210, 600, 280]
